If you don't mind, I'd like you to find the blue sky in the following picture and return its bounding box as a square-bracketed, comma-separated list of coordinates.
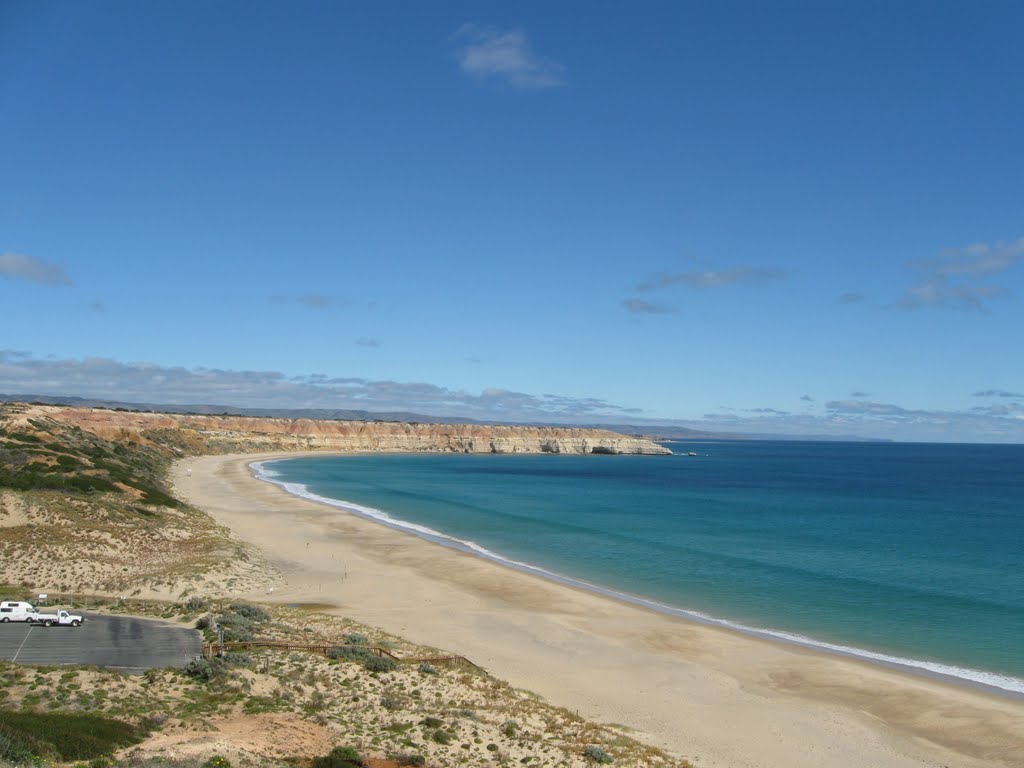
[2, 1, 1023, 442]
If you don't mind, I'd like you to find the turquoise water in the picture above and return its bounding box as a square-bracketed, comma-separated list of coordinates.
[255, 441, 1024, 694]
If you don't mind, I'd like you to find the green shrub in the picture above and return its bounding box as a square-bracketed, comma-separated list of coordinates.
[431, 729, 452, 745]
[0, 711, 145, 762]
[183, 657, 213, 680]
[185, 596, 208, 613]
[344, 632, 368, 645]
[229, 603, 270, 623]
[387, 752, 426, 766]
[327, 646, 374, 663]
[584, 744, 614, 763]
[501, 719, 519, 737]
[183, 657, 228, 680]
[311, 745, 363, 768]
[417, 662, 438, 675]
[216, 613, 255, 642]
[419, 717, 443, 728]
[364, 655, 398, 673]
[202, 756, 233, 768]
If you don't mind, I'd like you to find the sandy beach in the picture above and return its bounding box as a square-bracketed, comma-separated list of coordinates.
[172, 452, 1024, 768]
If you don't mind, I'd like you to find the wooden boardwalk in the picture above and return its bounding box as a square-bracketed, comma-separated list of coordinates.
[201, 640, 482, 670]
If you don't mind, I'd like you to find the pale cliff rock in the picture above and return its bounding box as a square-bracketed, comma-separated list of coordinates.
[15, 405, 672, 456]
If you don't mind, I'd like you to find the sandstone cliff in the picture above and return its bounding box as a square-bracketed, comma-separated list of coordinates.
[13, 405, 672, 456]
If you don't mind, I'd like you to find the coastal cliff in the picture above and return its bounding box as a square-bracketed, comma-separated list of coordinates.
[13, 405, 672, 456]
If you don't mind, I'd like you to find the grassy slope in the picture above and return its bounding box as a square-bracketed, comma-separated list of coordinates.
[0, 402, 274, 598]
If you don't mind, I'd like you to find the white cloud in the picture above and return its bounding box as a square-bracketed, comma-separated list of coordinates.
[893, 237, 1023, 311]
[0, 351, 640, 423]
[0, 252, 72, 285]
[452, 23, 566, 89]
[680, 397, 1024, 442]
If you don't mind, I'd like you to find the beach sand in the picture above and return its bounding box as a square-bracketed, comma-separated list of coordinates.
[172, 452, 1024, 768]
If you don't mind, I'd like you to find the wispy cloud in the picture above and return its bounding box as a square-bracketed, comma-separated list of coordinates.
[893, 237, 1024, 311]
[685, 397, 1024, 442]
[88, 301, 105, 313]
[354, 337, 380, 348]
[452, 23, 566, 89]
[637, 266, 786, 292]
[0, 351, 642, 423]
[269, 294, 346, 309]
[850, 391, 869, 398]
[0, 252, 72, 285]
[974, 389, 1024, 398]
[800, 394, 814, 402]
[298, 293, 335, 308]
[836, 292, 865, 304]
[622, 298, 675, 314]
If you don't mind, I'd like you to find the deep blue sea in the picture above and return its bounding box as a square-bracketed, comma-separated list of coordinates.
[255, 441, 1024, 694]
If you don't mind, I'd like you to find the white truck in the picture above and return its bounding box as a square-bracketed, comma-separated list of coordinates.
[29, 609, 84, 627]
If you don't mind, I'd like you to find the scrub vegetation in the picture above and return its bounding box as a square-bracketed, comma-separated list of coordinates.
[0, 603, 690, 768]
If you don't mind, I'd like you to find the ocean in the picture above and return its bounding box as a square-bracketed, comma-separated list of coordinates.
[254, 440, 1024, 695]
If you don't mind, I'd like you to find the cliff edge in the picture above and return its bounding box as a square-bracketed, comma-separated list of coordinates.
[12, 405, 672, 456]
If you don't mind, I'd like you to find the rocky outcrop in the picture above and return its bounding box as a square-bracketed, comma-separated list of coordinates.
[20, 406, 672, 456]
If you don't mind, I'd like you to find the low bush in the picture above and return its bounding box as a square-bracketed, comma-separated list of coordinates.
[364, 655, 398, 673]
[344, 632, 368, 645]
[387, 752, 426, 766]
[311, 745, 363, 768]
[417, 662, 438, 675]
[183, 656, 228, 681]
[0, 711, 146, 762]
[327, 646, 374, 663]
[431, 729, 452, 745]
[584, 744, 614, 763]
[229, 603, 270, 623]
[185, 596, 208, 613]
[215, 613, 255, 642]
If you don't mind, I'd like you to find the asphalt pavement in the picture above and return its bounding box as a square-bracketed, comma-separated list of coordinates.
[0, 613, 201, 672]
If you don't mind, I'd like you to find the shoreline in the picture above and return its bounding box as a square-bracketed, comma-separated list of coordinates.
[253, 456, 1024, 701]
[172, 451, 1024, 768]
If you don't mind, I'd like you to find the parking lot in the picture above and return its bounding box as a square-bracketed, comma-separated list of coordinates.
[0, 613, 201, 672]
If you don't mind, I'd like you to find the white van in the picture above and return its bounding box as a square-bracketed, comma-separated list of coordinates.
[0, 601, 36, 622]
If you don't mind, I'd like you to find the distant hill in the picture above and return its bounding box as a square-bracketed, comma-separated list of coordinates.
[0, 393, 478, 425]
[0, 393, 890, 442]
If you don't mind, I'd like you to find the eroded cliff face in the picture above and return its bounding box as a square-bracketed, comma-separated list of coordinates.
[15, 405, 672, 456]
